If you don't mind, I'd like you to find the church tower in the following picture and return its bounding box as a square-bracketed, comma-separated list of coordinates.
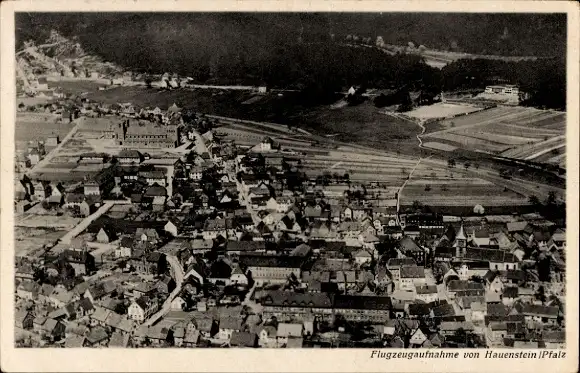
[455, 224, 467, 258]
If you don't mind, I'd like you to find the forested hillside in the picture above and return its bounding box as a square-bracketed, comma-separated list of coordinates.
[16, 13, 566, 60]
[15, 13, 567, 109]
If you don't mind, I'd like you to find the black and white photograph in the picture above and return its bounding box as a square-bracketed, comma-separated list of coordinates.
[1, 2, 577, 370]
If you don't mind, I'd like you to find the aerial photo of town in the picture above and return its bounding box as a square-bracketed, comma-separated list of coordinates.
[13, 12, 567, 349]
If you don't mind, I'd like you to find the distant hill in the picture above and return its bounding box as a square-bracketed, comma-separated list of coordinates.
[15, 13, 567, 109]
[16, 13, 566, 64]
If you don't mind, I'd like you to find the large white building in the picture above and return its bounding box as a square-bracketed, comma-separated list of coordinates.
[484, 85, 520, 96]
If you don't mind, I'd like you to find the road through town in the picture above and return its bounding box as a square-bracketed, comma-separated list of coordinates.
[59, 201, 114, 244]
[143, 254, 185, 327]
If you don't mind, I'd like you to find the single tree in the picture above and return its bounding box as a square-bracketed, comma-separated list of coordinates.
[545, 191, 557, 206]
[535, 285, 547, 304]
[528, 195, 541, 206]
[412, 200, 423, 211]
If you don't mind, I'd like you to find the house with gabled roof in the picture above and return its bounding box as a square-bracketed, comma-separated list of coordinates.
[40, 318, 66, 342]
[446, 280, 485, 300]
[333, 295, 392, 323]
[108, 331, 131, 347]
[49, 287, 78, 309]
[96, 226, 116, 243]
[409, 326, 430, 347]
[117, 150, 143, 164]
[547, 228, 566, 252]
[17, 281, 40, 301]
[501, 286, 519, 306]
[399, 266, 426, 291]
[218, 317, 243, 341]
[260, 291, 334, 322]
[190, 239, 214, 254]
[258, 325, 277, 347]
[333, 270, 357, 291]
[398, 237, 426, 266]
[520, 304, 560, 326]
[386, 257, 416, 283]
[128, 296, 159, 324]
[352, 249, 372, 266]
[230, 331, 258, 348]
[275, 323, 303, 347]
[415, 285, 438, 303]
[89, 306, 112, 327]
[202, 218, 232, 240]
[135, 228, 160, 244]
[15, 310, 34, 330]
[84, 280, 116, 303]
[85, 326, 109, 347]
[164, 218, 183, 237]
[115, 236, 133, 258]
[78, 297, 96, 317]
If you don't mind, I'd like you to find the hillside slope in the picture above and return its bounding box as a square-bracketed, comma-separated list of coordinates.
[16, 13, 566, 60]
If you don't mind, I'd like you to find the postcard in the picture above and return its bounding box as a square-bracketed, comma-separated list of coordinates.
[0, 1, 578, 372]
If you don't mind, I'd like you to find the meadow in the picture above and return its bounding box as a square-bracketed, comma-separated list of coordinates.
[422, 106, 566, 166]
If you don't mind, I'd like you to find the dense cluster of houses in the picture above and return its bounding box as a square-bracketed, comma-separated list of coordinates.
[15, 102, 566, 349]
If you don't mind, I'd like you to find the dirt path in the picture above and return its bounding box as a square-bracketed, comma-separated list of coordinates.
[395, 159, 422, 223]
[396, 118, 427, 222]
[416, 119, 426, 148]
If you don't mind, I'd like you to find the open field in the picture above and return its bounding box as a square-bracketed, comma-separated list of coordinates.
[501, 136, 566, 159]
[510, 111, 566, 128]
[533, 146, 566, 163]
[26, 116, 143, 181]
[400, 181, 527, 206]
[87, 86, 255, 111]
[552, 154, 566, 168]
[16, 113, 75, 155]
[423, 106, 523, 133]
[77, 116, 117, 132]
[15, 214, 83, 229]
[216, 114, 537, 206]
[301, 102, 418, 152]
[404, 102, 482, 120]
[422, 142, 457, 152]
[47, 79, 108, 95]
[476, 122, 561, 139]
[399, 162, 529, 208]
[422, 106, 566, 162]
[14, 227, 67, 258]
[217, 116, 417, 190]
[87, 86, 420, 155]
[16, 96, 54, 107]
[427, 132, 510, 153]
